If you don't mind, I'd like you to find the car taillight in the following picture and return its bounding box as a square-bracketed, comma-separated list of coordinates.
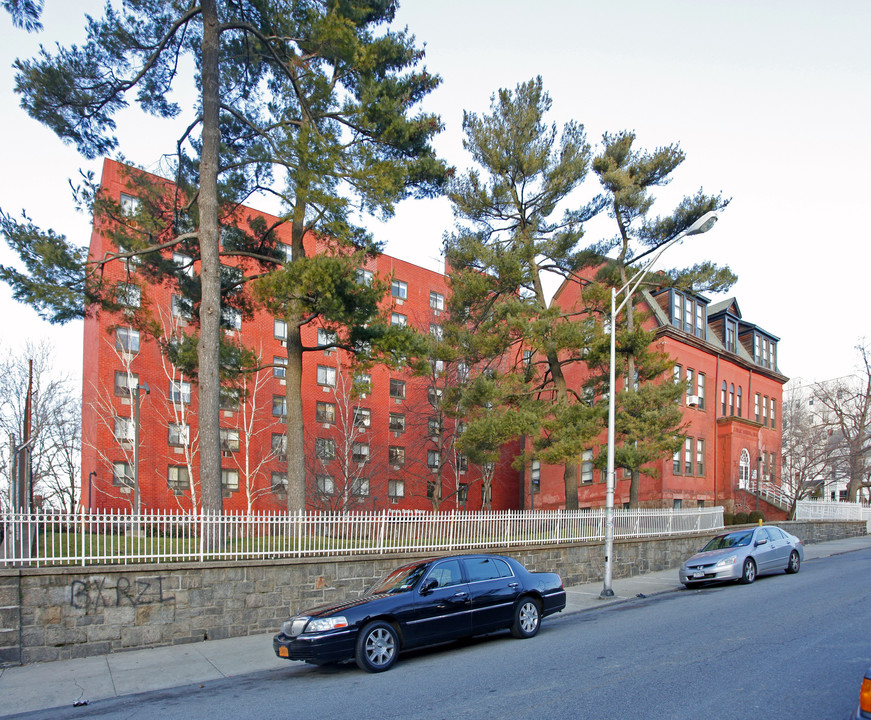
[860, 676, 871, 713]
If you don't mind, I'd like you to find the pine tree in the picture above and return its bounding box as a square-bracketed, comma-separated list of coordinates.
[444, 77, 604, 510]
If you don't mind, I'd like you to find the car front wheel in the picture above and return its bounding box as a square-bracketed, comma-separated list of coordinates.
[785, 550, 801, 574]
[355, 621, 399, 673]
[739, 557, 757, 584]
[511, 597, 541, 639]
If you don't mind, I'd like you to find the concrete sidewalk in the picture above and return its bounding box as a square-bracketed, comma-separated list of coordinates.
[2, 534, 870, 717]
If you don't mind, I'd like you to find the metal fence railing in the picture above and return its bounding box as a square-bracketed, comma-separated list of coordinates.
[794, 499, 871, 529]
[0, 506, 724, 568]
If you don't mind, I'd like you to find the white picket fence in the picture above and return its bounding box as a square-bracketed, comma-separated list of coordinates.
[0, 506, 724, 567]
[795, 499, 871, 531]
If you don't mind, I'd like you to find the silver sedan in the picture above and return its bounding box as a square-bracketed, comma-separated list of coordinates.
[679, 525, 804, 587]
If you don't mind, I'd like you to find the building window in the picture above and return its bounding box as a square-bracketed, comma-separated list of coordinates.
[673, 499, 683, 509]
[696, 438, 705, 476]
[171, 294, 192, 321]
[115, 327, 140, 353]
[755, 393, 761, 423]
[351, 478, 370, 496]
[697, 373, 706, 410]
[388, 479, 404, 500]
[736, 386, 742, 418]
[427, 450, 440, 468]
[271, 473, 287, 491]
[729, 384, 735, 416]
[356, 268, 373, 286]
[353, 407, 371, 428]
[221, 469, 239, 492]
[114, 371, 139, 396]
[684, 437, 693, 475]
[113, 461, 133, 487]
[170, 380, 191, 404]
[173, 252, 194, 277]
[275, 319, 287, 340]
[721, 381, 727, 416]
[116, 282, 140, 309]
[273, 356, 287, 378]
[272, 433, 287, 461]
[355, 373, 371, 395]
[695, 303, 705, 338]
[114, 416, 134, 442]
[581, 449, 594, 484]
[272, 395, 287, 418]
[220, 428, 240, 452]
[352, 442, 369, 464]
[762, 396, 769, 426]
[429, 323, 443, 341]
[389, 413, 405, 433]
[316, 401, 336, 424]
[673, 447, 681, 475]
[168, 423, 190, 447]
[390, 312, 407, 327]
[457, 454, 468, 472]
[430, 291, 445, 312]
[770, 398, 777, 429]
[315, 438, 335, 460]
[739, 449, 750, 489]
[317, 328, 337, 349]
[685, 368, 694, 404]
[317, 365, 336, 387]
[725, 319, 737, 353]
[389, 446, 405, 466]
[168, 465, 189, 491]
[389, 379, 406, 399]
[316, 475, 334, 495]
[221, 306, 242, 331]
[427, 416, 441, 437]
[458, 483, 469, 503]
[219, 387, 241, 411]
[428, 387, 442, 406]
[530, 460, 541, 493]
[672, 292, 683, 329]
[391, 279, 407, 300]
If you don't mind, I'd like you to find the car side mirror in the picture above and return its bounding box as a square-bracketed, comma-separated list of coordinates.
[421, 578, 438, 594]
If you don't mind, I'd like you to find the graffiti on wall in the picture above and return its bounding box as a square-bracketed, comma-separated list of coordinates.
[70, 576, 174, 613]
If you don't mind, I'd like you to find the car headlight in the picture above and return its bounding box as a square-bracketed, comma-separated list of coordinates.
[304, 616, 349, 633]
[715, 555, 737, 568]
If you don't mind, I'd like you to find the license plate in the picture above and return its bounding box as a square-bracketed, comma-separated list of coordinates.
[693, 571, 705, 579]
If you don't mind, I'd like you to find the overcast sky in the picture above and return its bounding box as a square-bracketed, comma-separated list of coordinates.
[1, 0, 868, 389]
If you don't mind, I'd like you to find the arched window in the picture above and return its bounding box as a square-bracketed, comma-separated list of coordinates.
[721, 381, 727, 416]
[736, 386, 743, 417]
[739, 449, 750, 490]
[729, 384, 735, 416]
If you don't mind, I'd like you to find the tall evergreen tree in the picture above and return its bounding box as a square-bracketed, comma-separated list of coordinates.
[444, 77, 604, 510]
[1, 1, 446, 513]
[584, 130, 734, 506]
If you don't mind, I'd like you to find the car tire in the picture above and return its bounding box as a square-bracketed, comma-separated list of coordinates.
[355, 621, 399, 673]
[739, 557, 757, 584]
[785, 550, 801, 574]
[511, 597, 541, 639]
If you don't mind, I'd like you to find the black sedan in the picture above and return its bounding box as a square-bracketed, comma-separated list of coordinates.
[273, 553, 566, 672]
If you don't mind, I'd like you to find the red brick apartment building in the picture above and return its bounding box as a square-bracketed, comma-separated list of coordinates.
[81, 159, 787, 516]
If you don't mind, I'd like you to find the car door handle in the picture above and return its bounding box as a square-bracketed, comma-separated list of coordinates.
[452, 591, 468, 599]
[508, 582, 519, 588]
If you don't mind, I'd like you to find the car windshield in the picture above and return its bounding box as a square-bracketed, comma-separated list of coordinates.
[367, 563, 428, 595]
[702, 530, 754, 551]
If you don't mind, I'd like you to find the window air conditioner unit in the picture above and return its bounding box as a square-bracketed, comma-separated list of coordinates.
[687, 395, 700, 407]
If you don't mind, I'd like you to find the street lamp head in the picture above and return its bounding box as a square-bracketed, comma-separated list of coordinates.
[685, 211, 718, 236]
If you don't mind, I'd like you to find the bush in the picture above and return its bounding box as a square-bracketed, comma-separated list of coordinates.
[748, 510, 766, 524]
[723, 512, 734, 526]
[733, 512, 749, 525]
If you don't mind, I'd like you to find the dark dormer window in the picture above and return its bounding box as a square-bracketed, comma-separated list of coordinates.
[754, 333, 777, 370]
[725, 318, 738, 353]
[671, 291, 706, 339]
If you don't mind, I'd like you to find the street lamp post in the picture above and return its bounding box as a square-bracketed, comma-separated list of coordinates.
[600, 211, 719, 599]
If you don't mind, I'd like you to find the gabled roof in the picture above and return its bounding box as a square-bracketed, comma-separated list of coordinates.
[707, 297, 741, 319]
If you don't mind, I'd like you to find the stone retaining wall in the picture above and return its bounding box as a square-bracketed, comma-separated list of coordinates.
[0, 520, 864, 666]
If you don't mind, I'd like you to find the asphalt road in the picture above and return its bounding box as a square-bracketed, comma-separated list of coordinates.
[15, 548, 871, 720]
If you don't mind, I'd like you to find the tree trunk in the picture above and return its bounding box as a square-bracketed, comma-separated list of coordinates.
[196, 0, 223, 518]
[284, 315, 306, 512]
